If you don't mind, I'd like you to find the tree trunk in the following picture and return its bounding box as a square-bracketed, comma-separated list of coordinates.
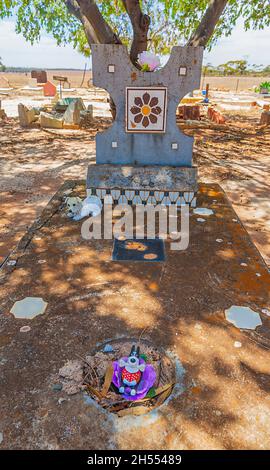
[188, 0, 228, 47]
[122, 0, 150, 65]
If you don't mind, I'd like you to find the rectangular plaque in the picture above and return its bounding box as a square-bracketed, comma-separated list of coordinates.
[126, 87, 167, 133]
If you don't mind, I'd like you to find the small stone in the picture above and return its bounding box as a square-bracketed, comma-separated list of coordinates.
[216, 239, 223, 243]
[194, 323, 202, 330]
[7, 260, 17, 266]
[262, 308, 270, 317]
[197, 217, 206, 223]
[256, 273, 261, 277]
[52, 383, 63, 392]
[234, 341, 242, 348]
[20, 326, 31, 333]
[241, 262, 248, 267]
[225, 305, 262, 330]
[103, 344, 114, 353]
[58, 398, 66, 405]
[193, 207, 214, 216]
[10, 297, 48, 319]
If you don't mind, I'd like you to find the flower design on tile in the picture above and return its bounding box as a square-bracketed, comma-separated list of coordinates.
[130, 92, 162, 128]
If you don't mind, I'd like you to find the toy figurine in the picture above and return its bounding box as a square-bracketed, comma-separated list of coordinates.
[118, 345, 146, 396]
[112, 344, 156, 401]
[65, 195, 102, 221]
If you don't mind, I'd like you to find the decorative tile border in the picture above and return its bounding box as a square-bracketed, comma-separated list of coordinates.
[87, 188, 197, 207]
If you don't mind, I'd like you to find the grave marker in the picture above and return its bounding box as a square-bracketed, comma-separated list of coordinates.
[87, 45, 203, 206]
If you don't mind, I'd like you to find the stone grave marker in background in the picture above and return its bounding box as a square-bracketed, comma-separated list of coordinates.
[31, 70, 47, 84]
[87, 45, 203, 206]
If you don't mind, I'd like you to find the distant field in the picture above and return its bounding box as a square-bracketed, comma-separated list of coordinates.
[0, 70, 93, 88]
[1, 70, 269, 91]
[200, 75, 270, 92]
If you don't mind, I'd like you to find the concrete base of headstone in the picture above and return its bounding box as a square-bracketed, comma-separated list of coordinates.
[40, 112, 63, 129]
[87, 164, 197, 206]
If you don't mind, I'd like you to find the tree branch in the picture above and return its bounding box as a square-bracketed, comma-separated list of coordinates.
[122, 0, 150, 64]
[64, 0, 97, 44]
[188, 0, 228, 47]
[77, 0, 121, 44]
[64, 0, 121, 45]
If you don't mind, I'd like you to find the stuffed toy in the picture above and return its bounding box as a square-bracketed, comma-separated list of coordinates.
[65, 196, 102, 221]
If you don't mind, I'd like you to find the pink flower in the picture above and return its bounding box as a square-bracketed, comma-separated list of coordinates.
[138, 51, 160, 72]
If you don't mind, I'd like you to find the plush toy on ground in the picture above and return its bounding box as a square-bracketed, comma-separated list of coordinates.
[112, 345, 156, 400]
[65, 196, 102, 221]
[118, 345, 145, 396]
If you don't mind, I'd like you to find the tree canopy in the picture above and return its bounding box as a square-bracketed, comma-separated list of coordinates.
[0, 0, 269, 58]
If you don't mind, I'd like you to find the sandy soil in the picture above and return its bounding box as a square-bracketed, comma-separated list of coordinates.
[0, 87, 270, 450]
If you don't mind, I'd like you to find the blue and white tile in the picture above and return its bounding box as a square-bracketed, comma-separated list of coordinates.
[118, 195, 128, 204]
[133, 195, 142, 205]
[162, 196, 171, 206]
[139, 190, 150, 202]
[111, 189, 121, 200]
[169, 191, 179, 202]
[147, 196, 157, 205]
[184, 192, 194, 203]
[176, 197, 186, 206]
[125, 190, 135, 200]
[154, 191, 164, 202]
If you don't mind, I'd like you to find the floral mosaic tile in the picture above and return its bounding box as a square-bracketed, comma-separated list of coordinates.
[126, 87, 167, 133]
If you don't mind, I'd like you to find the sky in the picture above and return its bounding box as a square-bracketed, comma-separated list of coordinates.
[0, 18, 269, 69]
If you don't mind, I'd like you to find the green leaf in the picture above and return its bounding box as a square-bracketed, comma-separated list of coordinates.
[1, 0, 269, 57]
[146, 387, 156, 398]
[140, 353, 148, 362]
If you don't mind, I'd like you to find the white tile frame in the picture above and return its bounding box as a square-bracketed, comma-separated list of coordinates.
[125, 86, 167, 134]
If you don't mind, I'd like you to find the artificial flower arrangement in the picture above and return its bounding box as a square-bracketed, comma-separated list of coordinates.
[138, 51, 161, 72]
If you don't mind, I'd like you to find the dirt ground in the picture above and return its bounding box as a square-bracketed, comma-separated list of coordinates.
[0, 97, 269, 267]
[0, 181, 269, 449]
[0, 88, 270, 450]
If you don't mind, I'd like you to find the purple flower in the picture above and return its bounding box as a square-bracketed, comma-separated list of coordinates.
[138, 51, 160, 72]
[112, 357, 157, 401]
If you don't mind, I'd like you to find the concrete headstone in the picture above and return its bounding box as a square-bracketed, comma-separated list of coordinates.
[18, 104, 37, 127]
[91, 44, 203, 166]
[87, 44, 203, 204]
[63, 98, 85, 125]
